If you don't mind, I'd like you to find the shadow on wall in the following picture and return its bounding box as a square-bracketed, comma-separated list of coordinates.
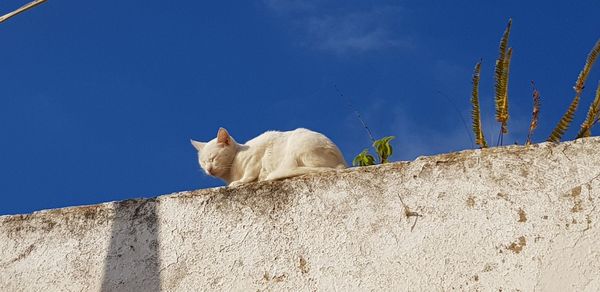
[101, 199, 161, 291]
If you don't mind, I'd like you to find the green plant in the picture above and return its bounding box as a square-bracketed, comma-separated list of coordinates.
[373, 136, 395, 163]
[352, 149, 375, 166]
[352, 136, 396, 166]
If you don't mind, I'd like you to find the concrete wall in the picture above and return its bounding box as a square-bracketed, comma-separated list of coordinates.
[1, 138, 599, 291]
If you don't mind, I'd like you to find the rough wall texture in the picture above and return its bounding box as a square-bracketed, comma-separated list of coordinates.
[1, 138, 600, 291]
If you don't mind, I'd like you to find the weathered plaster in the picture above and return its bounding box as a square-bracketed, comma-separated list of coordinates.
[1, 138, 599, 291]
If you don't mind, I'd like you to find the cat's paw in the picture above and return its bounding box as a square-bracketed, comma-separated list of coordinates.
[228, 181, 244, 187]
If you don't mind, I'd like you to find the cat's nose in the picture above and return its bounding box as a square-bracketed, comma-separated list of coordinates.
[206, 166, 214, 175]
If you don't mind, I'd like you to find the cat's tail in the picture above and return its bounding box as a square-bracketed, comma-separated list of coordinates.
[300, 147, 347, 169]
[323, 147, 347, 169]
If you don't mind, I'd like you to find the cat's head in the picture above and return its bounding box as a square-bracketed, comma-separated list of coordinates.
[191, 127, 238, 178]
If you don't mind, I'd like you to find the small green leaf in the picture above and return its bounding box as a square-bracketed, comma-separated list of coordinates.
[352, 148, 376, 166]
[373, 136, 395, 164]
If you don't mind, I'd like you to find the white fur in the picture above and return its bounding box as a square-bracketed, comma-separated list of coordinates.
[191, 128, 346, 186]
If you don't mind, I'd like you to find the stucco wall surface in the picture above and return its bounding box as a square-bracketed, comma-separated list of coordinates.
[1, 138, 599, 291]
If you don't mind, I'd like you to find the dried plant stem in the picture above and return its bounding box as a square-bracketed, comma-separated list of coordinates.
[548, 94, 581, 142]
[0, 0, 47, 24]
[396, 193, 422, 232]
[577, 81, 600, 138]
[335, 85, 376, 143]
[494, 20, 513, 146]
[496, 127, 504, 147]
[526, 81, 541, 145]
[470, 61, 487, 148]
[548, 39, 600, 142]
[437, 90, 474, 148]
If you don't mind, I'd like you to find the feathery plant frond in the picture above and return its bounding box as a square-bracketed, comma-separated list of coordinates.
[548, 95, 580, 142]
[352, 149, 375, 166]
[470, 61, 487, 148]
[500, 47, 513, 135]
[494, 19, 512, 122]
[373, 136, 395, 164]
[548, 39, 600, 142]
[494, 19, 512, 145]
[577, 81, 600, 138]
[574, 39, 600, 93]
[526, 81, 541, 145]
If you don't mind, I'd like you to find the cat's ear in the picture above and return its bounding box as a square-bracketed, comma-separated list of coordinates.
[217, 127, 230, 146]
[190, 140, 206, 151]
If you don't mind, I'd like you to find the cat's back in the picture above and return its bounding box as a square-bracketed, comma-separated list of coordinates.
[244, 129, 285, 146]
[246, 128, 339, 151]
[286, 128, 339, 147]
[246, 128, 327, 143]
[247, 128, 346, 170]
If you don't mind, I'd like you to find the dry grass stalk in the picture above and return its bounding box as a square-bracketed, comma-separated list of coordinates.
[577, 82, 600, 138]
[574, 40, 600, 93]
[526, 81, 541, 145]
[548, 39, 600, 142]
[470, 61, 487, 148]
[0, 0, 47, 24]
[548, 94, 580, 142]
[499, 47, 513, 135]
[494, 19, 512, 145]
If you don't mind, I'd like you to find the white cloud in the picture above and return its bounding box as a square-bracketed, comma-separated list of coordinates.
[263, 0, 314, 15]
[263, 1, 412, 55]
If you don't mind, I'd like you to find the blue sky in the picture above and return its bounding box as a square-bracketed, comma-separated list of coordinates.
[1, 0, 599, 215]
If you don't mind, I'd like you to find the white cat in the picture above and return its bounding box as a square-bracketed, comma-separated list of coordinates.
[191, 128, 346, 187]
